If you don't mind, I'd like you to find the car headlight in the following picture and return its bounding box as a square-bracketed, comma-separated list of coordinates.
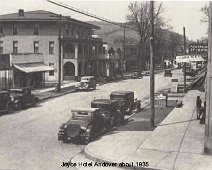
[63, 125, 67, 129]
[10, 96, 14, 102]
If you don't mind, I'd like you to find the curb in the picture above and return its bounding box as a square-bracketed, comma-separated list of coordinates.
[38, 89, 76, 102]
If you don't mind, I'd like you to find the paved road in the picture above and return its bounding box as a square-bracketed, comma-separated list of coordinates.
[0, 69, 183, 170]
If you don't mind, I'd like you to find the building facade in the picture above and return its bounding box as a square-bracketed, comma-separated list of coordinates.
[124, 44, 138, 71]
[0, 9, 110, 88]
[0, 54, 13, 90]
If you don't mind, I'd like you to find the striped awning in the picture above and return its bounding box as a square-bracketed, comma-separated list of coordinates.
[13, 62, 54, 73]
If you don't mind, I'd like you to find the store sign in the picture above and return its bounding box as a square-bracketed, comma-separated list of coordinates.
[189, 43, 208, 54]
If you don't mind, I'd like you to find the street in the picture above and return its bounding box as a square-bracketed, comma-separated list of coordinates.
[0, 70, 182, 170]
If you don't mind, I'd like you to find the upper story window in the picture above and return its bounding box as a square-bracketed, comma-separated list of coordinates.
[103, 47, 106, 54]
[34, 24, 39, 35]
[66, 25, 69, 36]
[13, 25, 18, 35]
[0, 25, 3, 35]
[13, 41, 18, 53]
[34, 41, 39, 53]
[0, 41, 3, 54]
[49, 41, 54, 54]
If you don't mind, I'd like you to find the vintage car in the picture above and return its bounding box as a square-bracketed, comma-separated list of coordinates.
[0, 91, 13, 114]
[76, 76, 96, 91]
[10, 88, 39, 110]
[130, 71, 143, 79]
[91, 99, 123, 125]
[164, 69, 172, 77]
[58, 108, 111, 144]
[142, 70, 150, 76]
[110, 91, 141, 115]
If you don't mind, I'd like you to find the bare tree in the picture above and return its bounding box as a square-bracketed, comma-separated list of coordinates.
[126, 1, 165, 71]
[200, 4, 209, 23]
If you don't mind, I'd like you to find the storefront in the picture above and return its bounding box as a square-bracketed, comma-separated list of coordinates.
[13, 62, 54, 88]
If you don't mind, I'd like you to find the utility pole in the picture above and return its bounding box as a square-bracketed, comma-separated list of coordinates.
[123, 27, 126, 77]
[57, 14, 62, 92]
[150, 1, 155, 128]
[183, 27, 186, 93]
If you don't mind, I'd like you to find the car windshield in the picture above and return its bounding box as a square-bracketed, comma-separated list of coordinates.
[71, 111, 92, 121]
[111, 95, 125, 100]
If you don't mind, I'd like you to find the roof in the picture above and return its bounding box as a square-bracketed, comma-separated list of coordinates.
[0, 91, 9, 94]
[71, 108, 99, 112]
[91, 99, 117, 105]
[0, 10, 100, 29]
[110, 91, 134, 95]
[13, 62, 54, 73]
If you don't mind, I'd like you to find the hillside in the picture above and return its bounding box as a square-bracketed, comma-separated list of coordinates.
[87, 21, 139, 46]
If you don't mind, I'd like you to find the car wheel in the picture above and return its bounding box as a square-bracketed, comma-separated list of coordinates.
[137, 102, 141, 111]
[15, 102, 22, 111]
[5, 102, 12, 114]
[32, 98, 39, 107]
[110, 116, 115, 127]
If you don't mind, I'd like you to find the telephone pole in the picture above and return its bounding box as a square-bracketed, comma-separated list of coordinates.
[57, 14, 62, 92]
[183, 27, 186, 93]
[150, 1, 155, 128]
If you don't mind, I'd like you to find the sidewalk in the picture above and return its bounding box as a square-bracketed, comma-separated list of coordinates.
[73, 90, 211, 170]
[32, 81, 78, 101]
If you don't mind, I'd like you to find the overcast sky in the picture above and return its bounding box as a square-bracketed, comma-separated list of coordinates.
[0, 0, 209, 41]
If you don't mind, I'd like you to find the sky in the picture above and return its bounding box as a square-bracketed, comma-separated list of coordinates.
[0, 0, 209, 41]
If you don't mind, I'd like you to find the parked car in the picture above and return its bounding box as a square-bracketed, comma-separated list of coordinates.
[0, 91, 13, 114]
[10, 88, 39, 110]
[91, 99, 123, 125]
[76, 76, 96, 91]
[110, 91, 141, 115]
[58, 108, 111, 144]
[130, 71, 143, 79]
[164, 69, 172, 77]
[142, 70, 150, 76]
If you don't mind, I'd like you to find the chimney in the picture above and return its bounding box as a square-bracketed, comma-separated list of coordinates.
[18, 9, 24, 16]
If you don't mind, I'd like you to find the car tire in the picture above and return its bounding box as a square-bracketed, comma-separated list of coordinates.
[15, 102, 22, 111]
[32, 97, 39, 107]
[5, 102, 12, 114]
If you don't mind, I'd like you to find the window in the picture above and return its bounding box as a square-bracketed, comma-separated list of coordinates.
[49, 63, 54, 76]
[13, 41, 18, 53]
[13, 25, 18, 35]
[103, 47, 106, 54]
[49, 41, 54, 54]
[0, 41, 3, 54]
[34, 24, 39, 35]
[0, 25, 3, 35]
[34, 41, 39, 53]
[66, 25, 69, 36]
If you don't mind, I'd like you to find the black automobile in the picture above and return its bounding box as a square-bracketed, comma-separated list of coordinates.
[58, 108, 111, 144]
[91, 99, 123, 125]
[130, 71, 143, 79]
[0, 91, 13, 114]
[110, 91, 141, 115]
[10, 88, 39, 110]
[164, 69, 172, 77]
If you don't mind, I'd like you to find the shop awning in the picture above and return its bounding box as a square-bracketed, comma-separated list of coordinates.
[13, 63, 54, 73]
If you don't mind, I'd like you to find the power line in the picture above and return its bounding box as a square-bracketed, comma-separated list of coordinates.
[47, 0, 134, 30]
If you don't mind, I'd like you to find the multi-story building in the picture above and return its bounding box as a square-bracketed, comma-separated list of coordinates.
[124, 44, 138, 71]
[0, 9, 106, 88]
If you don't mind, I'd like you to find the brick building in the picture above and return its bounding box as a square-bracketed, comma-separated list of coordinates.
[0, 9, 108, 88]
